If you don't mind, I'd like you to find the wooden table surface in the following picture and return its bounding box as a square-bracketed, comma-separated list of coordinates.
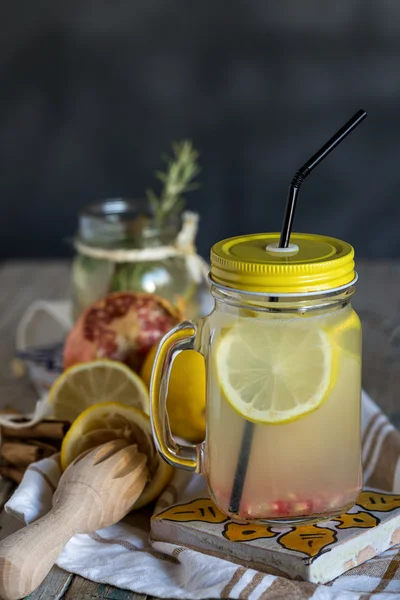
[0, 259, 398, 599]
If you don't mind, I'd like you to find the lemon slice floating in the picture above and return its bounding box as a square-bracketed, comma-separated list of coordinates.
[47, 359, 149, 422]
[61, 402, 173, 509]
[216, 320, 336, 424]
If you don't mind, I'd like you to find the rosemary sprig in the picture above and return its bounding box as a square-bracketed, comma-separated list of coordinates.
[146, 140, 201, 225]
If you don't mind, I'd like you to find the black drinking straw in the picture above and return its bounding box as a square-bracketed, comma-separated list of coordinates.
[228, 109, 367, 516]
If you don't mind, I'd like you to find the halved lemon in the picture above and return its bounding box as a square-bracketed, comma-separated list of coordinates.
[47, 359, 149, 422]
[216, 320, 336, 424]
[61, 402, 173, 509]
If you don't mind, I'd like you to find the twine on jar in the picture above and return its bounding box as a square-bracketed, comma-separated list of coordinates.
[74, 211, 209, 284]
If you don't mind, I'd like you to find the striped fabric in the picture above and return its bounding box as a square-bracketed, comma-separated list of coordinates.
[5, 390, 400, 600]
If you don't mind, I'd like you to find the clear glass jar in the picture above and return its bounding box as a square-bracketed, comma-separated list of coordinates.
[71, 199, 212, 321]
[150, 232, 363, 525]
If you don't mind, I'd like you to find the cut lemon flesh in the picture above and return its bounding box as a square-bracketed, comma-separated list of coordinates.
[61, 402, 173, 509]
[47, 359, 149, 422]
[216, 319, 336, 424]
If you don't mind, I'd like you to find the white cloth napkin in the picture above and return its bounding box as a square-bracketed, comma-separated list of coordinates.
[4, 390, 400, 600]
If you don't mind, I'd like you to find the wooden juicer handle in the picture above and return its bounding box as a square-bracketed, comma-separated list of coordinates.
[0, 440, 148, 600]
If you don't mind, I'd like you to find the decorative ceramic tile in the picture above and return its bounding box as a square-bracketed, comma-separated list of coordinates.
[151, 489, 400, 584]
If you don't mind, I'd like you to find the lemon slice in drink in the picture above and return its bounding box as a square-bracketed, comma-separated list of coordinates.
[216, 321, 336, 424]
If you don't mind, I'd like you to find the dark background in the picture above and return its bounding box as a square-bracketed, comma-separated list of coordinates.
[1, 0, 399, 260]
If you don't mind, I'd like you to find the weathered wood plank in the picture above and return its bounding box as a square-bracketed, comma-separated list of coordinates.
[26, 567, 73, 600]
[0, 479, 14, 512]
[63, 576, 144, 599]
[96, 584, 146, 600]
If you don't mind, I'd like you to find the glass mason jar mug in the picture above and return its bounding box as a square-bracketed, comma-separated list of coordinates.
[150, 233, 362, 524]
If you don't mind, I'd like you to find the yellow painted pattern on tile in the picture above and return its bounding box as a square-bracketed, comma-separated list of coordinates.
[154, 498, 228, 523]
[332, 511, 379, 529]
[278, 525, 337, 558]
[222, 522, 277, 542]
[357, 491, 400, 513]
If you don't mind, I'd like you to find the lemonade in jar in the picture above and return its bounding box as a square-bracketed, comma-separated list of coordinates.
[151, 232, 362, 524]
[205, 233, 362, 522]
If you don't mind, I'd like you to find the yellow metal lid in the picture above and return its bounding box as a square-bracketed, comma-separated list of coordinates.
[210, 232, 356, 294]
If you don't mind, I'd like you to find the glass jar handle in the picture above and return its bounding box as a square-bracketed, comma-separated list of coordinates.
[150, 321, 202, 472]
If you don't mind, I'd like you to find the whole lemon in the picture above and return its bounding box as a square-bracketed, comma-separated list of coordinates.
[141, 345, 206, 442]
